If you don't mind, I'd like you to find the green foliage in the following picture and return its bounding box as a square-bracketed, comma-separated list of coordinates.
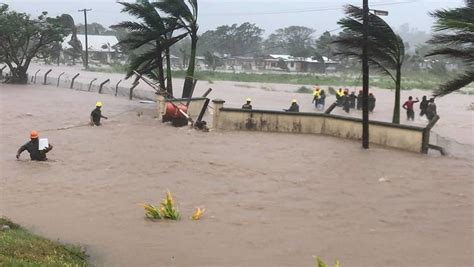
[0, 4, 70, 83]
[113, 0, 189, 95]
[198, 22, 264, 56]
[427, 0, 474, 97]
[0, 218, 89, 266]
[315, 256, 340, 267]
[333, 5, 405, 124]
[264, 26, 316, 57]
[203, 51, 224, 71]
[153, 0, 199, 98]
[142, 191, 180, 221]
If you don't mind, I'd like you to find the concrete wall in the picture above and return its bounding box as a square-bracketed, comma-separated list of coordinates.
[212, 101, 425, 153]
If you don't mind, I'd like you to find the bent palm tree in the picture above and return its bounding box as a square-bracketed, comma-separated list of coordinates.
[427, 0, 474, 97]
[153, 0, 198, 98]
[113, 0, 187, 96]
[333, 5, 405, 124]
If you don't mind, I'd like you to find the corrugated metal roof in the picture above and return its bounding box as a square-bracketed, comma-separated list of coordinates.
[62, 34, 119, 52]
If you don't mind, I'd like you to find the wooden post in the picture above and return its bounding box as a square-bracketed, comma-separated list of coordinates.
[34, 69, 41, 84]
[70, 73, 80, 89]
[422, 114, 441, 154]
[202, 88, 212, 98]
[115, 79, 122, 96]
[98, 79, 110, 94]
[129, 82, 139, 100]
[156, 94, 165, 120]
[324, 102, 338, 114]
[57, 72, 65, 87]
[212, 99, 225, 130]
[88, 78, 97, 91]
[43, 69, 52, 85]
[0, 65, 6, 78]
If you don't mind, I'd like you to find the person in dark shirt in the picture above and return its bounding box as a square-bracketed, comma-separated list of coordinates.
[349, 91, 357, 109]
[286, 99, 300, 112]
[242, 98, 253, 109]
[342, 91, 350, 113]
[426, 98, 437, 121]
[368, 93, 376, 112]
[90, 101, 108, 126]
[356, 90, 363, 110]
[419, 96, 428, 117]
[402, 96, 419, 120]
[16, 131, 53, 161]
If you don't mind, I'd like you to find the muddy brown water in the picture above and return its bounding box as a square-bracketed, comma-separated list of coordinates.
[0, 81, 472, 266]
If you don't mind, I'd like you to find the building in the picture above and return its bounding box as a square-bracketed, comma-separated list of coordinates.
[62, 34, 120, 64]
[262, 54, 340, 73]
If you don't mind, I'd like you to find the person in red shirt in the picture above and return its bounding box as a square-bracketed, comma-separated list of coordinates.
[402, 96, 419, 121]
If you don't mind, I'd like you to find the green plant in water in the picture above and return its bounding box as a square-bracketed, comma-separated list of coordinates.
[316, 256, 340, 267]
[141, 190, 180, 220]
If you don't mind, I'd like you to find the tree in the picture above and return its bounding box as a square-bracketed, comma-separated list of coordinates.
[154, 0, 199, 98]
[76, 22, 107, 35]
[203, 51, 223, 70]
[0, 4, 69, 83]
[333, 5, 405, 124]
[112, 0, 188, 96]
[315, 31, 335, 59]
[426, 0, 474, 97]
[264, 26, 315, 57]
[198, 22, 264, 56]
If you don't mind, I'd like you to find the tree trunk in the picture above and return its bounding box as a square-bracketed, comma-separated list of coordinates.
[182, 32, 197, 98]
[392, 65, 401, 124]
[165, 48, 173, 97]
[10, 66, 28, 84]
[156, 49, 166, 91]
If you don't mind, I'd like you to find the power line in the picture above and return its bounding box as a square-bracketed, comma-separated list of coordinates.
[200, 0, 418, 17]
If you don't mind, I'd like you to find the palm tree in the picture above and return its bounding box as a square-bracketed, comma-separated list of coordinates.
[153, 0, 199, 98]
[333, 5, 405, 124]
[426, 0, 474, 97]
[113, 0, 187, 96]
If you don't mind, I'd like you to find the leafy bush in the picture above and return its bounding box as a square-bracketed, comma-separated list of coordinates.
[142, 190, 180, 220]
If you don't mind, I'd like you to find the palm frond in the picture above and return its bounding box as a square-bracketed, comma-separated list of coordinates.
[433, 70, 474, 97]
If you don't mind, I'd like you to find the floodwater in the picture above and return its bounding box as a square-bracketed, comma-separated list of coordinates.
[0, 71, 473, 266]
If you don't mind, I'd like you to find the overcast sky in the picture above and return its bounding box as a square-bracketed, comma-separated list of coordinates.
[2, 0, 465, 37]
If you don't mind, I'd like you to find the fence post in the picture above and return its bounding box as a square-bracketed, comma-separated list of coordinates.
[129, 82, 139, 100]
[98, 79, 110, 94]
[43, 69, 52, 85]
[115, 79, 122, 96]
[57, 72, 65, 87]
[88, 78, 97, 92]
[422, 115, 441, 154]
[0, 65, 6, 79]
[70, 73, 80, 89]
[34, 69, 41, 84]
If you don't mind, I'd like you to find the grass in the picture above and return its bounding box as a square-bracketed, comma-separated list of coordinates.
[88, 64, 456, 91]
[0, 218, 90, 266]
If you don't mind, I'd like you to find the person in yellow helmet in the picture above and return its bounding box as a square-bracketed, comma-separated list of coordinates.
[90, 101, 108, 126]
[286, 99, 300, 112]
[336, 88, 345, 106]
[16, 131, 53, 161]
[242, 98, 252, 109]
[312, 86, 321, 108]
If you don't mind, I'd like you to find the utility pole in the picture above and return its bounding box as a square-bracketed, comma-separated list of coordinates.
[362, 0, 369, 149]
[78, 8, 92, 69]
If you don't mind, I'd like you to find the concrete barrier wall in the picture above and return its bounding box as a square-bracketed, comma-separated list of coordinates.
[212, 102, 425, 153]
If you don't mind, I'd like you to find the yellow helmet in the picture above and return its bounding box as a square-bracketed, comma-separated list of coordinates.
[246, 98, 251, 102]
[292, 99, 297, 103]
[96, 101, 103, 107]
